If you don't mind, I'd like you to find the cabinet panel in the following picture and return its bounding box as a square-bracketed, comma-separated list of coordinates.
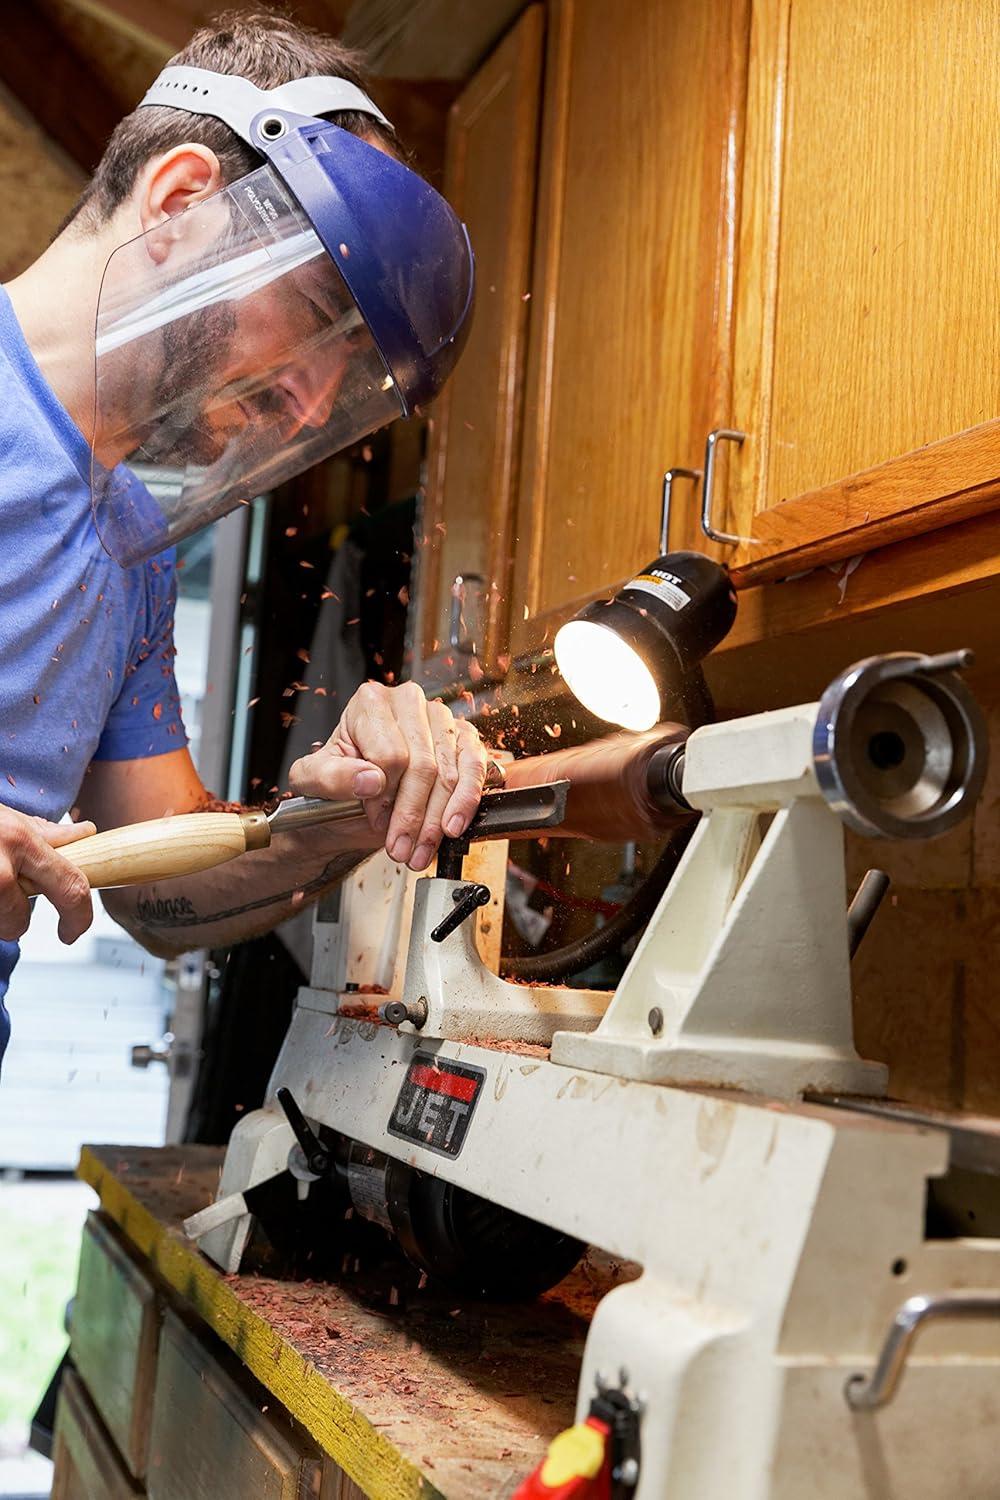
[418, 5, 544, 676]
[728, 0, 1000, 583]
[147, 1313, 325, 1500]
[511, 0, 748, 654]
[70, 1213, 158, 1480]
[51, 1370, 144, 1500]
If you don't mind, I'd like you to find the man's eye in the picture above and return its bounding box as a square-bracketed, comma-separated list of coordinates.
[297, 293, 329, 331]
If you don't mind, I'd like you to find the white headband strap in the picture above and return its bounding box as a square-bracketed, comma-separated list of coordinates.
[138, 65, 392, 142]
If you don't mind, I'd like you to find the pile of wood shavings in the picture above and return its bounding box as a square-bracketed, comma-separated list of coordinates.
[469, 1038, 550, 1059]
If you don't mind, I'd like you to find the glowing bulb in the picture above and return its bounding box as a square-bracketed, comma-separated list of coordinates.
[554, 619, 661, 731]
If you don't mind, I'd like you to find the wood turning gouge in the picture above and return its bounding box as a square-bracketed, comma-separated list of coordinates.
[23, 780, 569, 895]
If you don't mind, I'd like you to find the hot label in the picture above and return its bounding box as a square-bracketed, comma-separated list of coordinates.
[387, 1052, 486, 1158]
[626, 569, 691, 611]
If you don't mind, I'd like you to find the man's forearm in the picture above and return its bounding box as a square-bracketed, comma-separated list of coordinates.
[104, 824, 378, 958]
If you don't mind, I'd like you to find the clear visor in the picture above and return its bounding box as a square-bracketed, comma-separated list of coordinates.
[92, 164, 403, 566]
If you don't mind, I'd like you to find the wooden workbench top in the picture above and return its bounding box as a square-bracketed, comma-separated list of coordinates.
[78, 1144, 625, 1499]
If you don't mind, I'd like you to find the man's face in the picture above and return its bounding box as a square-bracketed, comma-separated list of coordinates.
[196, 264, 362, 460]
[132, 262, 362, 471]
[95, 195, 371, 476]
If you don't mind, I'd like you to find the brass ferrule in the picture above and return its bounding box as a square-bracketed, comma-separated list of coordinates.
[240, 810, 272, 851]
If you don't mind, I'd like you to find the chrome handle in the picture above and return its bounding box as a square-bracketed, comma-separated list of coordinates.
[701, 428, 752, 545]
[844, 1290, 1000, 1411]
[131, 1034, 173, 1070]
[448, 571, 485, 651]
[659, 468, 700, 555]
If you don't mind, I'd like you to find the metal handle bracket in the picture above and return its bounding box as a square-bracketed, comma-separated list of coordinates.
[845, 1290, 1000, 1411]
[659, 468, 701, 554]
[702, 428, 755, 545]
[449, 571, 486, 651]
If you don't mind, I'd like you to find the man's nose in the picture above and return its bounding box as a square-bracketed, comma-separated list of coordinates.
[288, 353, 346, 431]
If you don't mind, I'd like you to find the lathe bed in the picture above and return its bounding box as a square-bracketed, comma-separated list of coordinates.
[64, 1143, 633, 1498]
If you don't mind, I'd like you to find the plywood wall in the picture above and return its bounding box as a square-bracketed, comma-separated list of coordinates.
[0, 82, 85, 281]
[848, 672, 1000, 1114]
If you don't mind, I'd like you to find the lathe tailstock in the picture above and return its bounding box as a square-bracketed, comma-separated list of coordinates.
[188, 650, 1000, 1499]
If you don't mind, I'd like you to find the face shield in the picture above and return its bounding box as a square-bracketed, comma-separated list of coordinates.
[93, 164, 403, 564]
[93, 67, 474, 567]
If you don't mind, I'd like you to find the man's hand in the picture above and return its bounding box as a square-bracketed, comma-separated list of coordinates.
[0, 807, 96, 944]
[288, 681, 488, 871]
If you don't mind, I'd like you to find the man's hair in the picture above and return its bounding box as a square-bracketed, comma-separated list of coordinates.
[70, 6, 397, 229]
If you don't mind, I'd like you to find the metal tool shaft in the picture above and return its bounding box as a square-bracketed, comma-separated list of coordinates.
[266, 779, 570, 842]
[266, 795, 363, 834]
[265, 758, 510, 838]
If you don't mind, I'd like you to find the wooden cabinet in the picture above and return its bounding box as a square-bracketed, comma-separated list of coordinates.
[146, 1314, 334, 1500]
[417, 4, 545, 680]
[52, 1371, 144, 1500]
[508, 0, 749, 656]
[477, 0, 1000, 669]
[54, 1212, 355, 1500]
[725, 0, 1000, 586]
[415, 0, 1000, 673]
[70, 1214, 158, 1480]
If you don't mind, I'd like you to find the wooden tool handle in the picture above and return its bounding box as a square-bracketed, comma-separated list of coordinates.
[24, 811, 271, 894]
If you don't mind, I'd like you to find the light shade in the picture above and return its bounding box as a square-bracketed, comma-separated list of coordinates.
[555, 618, 661, 731]
[554, 552, 739, 730]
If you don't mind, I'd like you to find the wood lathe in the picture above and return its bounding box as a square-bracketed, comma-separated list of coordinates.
[64, 649, 1000, 1496]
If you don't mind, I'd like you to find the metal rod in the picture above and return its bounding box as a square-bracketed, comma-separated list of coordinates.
[701, 428, 753, 545]
[807, 1094, 1000, 1178]
[847, 869, 890, 958]
[918, 648, 975, 675]
[659, 468, 700, 555]
[266, 795, 363, 833]
[449, 571, 485, 651]
[845, 1291, 1000, 1411]
[267, 760, 512, 838]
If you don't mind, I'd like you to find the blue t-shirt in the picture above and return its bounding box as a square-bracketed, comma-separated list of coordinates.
[0, 287, 187, 1066]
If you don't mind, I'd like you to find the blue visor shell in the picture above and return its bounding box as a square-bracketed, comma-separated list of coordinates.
[136, 66, 475, 417]
[252, 112, 475, 414]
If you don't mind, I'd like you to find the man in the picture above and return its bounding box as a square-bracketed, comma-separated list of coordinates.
[0, 8, 486, 1066]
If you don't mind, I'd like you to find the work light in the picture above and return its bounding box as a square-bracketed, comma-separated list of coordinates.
[554, 552, 737, 730]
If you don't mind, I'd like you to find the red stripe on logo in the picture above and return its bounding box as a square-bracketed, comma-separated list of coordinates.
[409, 1062, 478, 1103]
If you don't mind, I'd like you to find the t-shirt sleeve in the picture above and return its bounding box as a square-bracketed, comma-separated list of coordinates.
[92, 550, 189, 761]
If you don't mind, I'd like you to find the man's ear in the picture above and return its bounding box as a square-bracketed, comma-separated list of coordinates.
[137, 144, 224, 260]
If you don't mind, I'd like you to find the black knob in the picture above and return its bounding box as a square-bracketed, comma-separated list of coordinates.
[379, 997, 429, 1028]
[430, 882, 491, 943]
[276, 1086, 331, 1177]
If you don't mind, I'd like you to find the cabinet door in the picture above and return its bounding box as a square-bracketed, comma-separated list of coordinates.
[510, 0, 749, 657]
[52, 1370, 144, 1500]
[417, 5, 545, 680]
[725, 0, 1000, 585]
[70, 1213, 159, 1480]
[147, 1314, 326, 1500]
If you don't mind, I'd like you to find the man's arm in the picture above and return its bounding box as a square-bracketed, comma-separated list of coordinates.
[76, 682, 487, 959]
[101, 823, 374, 959]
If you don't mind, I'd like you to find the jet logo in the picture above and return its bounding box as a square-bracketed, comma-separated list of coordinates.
[387, 1052, 486, 1157]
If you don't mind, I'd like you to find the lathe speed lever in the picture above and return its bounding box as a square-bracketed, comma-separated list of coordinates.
[847, 868, 890, 958]
[430, 882, 491, 943]
[276, 1087, 331, 1179]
